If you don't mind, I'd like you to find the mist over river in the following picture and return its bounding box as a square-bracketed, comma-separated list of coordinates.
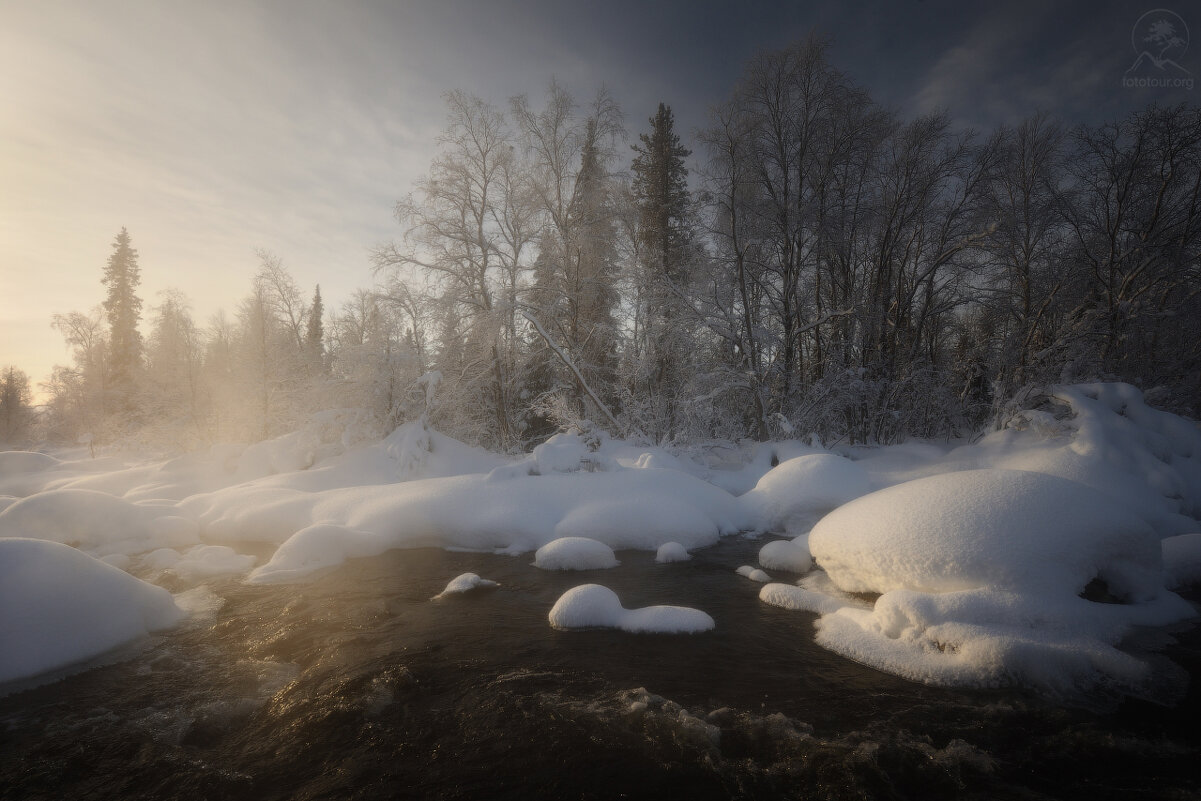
[2, 536, 1198, 801]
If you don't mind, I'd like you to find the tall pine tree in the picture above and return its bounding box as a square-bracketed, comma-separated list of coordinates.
[101, 227, 143, 408]
[629, 103, 694, 440]
[307, 284, 325, 372]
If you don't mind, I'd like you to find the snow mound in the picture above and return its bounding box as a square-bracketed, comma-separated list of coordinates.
[736, 565, 771, 583]
[1163, 533, 1201, 589]
[758, 537, 812, 573]
[432, 572, 499, 599]
[0, 489, 197, 557]
[0, 451, 59, 476]
[966, 383, 1201, 535]
[802, 469, 1195, 693]
[0, 538, 184, 684]
[741, 454, 870, 535]
[223, 467, 750, 581]
[533, 537, 619, 570]
[655, 542, 690, 563]
[759, 583, 849, 616]
[548, 584, 714, 634]
[246, 523, 381, 584]
[141, 545, 256, 580]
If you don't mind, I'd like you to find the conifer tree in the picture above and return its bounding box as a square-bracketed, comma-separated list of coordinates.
[101, 227, 144, 403]
[629, 103, 694, 440]
[307, 284, 325, 370]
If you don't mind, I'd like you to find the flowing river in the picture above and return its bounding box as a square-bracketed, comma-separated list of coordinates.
[2, 537, 1198, 800]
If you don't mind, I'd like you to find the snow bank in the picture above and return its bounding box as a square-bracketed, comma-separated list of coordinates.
[1163, 533, 1201, 589]
[0, 489, 198, 557]
[960, 383, 1201, 535]
[432, 572, 499, 599]
[548, 584, 714, 634]
[533, 537, 619, 570]
[655, 542, 690, 563]
[741, 454, 870, 535]
[802, 469, 1195, 693]
[141, 545, 256, 581]
[222, 467, 751, 581]
[0, 539, 184, 684]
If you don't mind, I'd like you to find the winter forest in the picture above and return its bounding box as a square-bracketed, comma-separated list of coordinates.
[4, 27, 1201, 800]
[4, 37, 1200, 454]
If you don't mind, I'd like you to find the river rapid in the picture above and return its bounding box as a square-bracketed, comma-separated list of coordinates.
[2, 536, 1199, 800]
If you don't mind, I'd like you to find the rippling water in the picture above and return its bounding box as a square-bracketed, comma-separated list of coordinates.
[2, 538, 1199, 800]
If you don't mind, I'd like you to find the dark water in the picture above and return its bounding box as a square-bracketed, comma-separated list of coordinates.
[2, 537, 1199, 800]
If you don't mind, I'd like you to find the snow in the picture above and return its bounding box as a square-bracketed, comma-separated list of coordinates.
[533, 537, 619, 570]
[803, 469, 1195, 692]
[432, 572, 499, 599]
[548, 584, 714, 634]
[741, 454, 871, 535]
[1163, 533, 1201, 589]
[758, 537, 812, 573]
[655, 542, 690, 563]
[0, 382, 1197, 693]
[142, 545, 257, 581]
[736, 565, 772, 583]
[0, 538, 184, 684]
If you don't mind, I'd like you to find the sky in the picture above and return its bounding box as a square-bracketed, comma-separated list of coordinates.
[1, 0, 1195, 397]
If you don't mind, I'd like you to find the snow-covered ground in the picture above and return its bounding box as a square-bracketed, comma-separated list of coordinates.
[1, 383, 1199, 695]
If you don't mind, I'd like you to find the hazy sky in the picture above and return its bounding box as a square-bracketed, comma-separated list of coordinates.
[2, 0, 1194, 394]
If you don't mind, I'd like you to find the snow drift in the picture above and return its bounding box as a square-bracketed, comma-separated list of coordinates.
[0, 538, 184, 684]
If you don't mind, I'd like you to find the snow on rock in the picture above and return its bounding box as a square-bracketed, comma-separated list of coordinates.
[758, 537, 812, 573]
[0, 489, 197, 557]
[432, 572, 499, 599]
[736, 565, 771, 583]
[548, 584, 714, 634]
[1163, 533, 1201, 589]
[533, 537, 619, 570]
[167, 545, 256, 581]
[655, 542, 690, 563]
[224, 467, 751, 581]
[960, 383, 1201, 535]
[802, 469, 1195, 693]
[0, 538, 184, 684]
[759, 583, 849, 616]
[741, 454, 871, 535]
[246, 523, 382, 584]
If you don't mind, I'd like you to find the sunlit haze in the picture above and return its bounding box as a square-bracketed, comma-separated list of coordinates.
[2, 0, 1186, 396]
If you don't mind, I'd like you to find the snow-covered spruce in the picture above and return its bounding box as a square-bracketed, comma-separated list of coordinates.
[0, 538, 184, 684]
[548, 584, 714, 634]
[533, 537, 619, 570]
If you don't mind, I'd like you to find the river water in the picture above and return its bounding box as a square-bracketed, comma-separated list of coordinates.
[2, 537, 1199, 800]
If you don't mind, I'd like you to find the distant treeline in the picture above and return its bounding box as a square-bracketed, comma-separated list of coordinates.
[9, 36, 1199, 453]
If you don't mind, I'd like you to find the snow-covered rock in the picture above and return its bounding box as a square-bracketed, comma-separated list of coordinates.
[801, 469, 1195, 693]
[736, 565, 771, 583]
[0, 538, 184, 684]
[758, 537, 812, 573]
[1163, 533, 1201, 589]
[741, 454, 871, 535]
[533, 537, 619, 570]
[432, 572, 499, 599]
[655, 542, 690, 563]
[548, 584, 714, 634]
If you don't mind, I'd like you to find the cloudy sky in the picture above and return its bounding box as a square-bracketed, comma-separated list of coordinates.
[1, 0, 1194, 394]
